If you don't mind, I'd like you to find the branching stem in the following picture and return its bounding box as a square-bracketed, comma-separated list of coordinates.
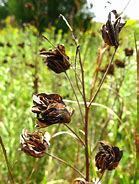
[65, 71, 84, 122]
[88, 48, 117, 108]
[64, 124, 85, 146]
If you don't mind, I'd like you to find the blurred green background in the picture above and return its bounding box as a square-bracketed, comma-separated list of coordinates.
[0, 0, 138, 183]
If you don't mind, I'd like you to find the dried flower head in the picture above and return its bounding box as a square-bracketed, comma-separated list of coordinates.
[102, 10, 126, 48]
[0, 42, 4, 47]
[115, 59, 125, 68]
[95, 141, 123, 173]
[32, 93, 72, 127]
[124, 48, 134, 56]
[20, 129, 50, 158]
[40, 44, 70, 73]
[17, 42, 25, 48]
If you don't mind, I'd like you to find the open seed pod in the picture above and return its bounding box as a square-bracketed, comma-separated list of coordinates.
[20, 129, 50, 158]
[32, 93, 72, 127]
[124, 48, 134, 56]
[40, 44, 70, 73]
[95, 141, 123, 173]
[102, 10, 126, 47]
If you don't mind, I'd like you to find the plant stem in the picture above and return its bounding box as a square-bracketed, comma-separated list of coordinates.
[64, 123, 85, 146]
[59, 14, 86, 106]
[60, 14, 90, 182]
[78, 47, 87, 107]
[84, 107, 90, 181]
[74, 46, 84, 98]
[65, 71, 84, 121]
[46, 152, 85, 178]
[59, 14, 79, 47]
[0, 136, 15, 184]
[90, 45, 108, 99]
[97, 171, 105, 184]
[88, 47, 117, 108]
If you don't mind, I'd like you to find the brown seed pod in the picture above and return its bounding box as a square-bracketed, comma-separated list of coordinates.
[95, 141, 123, 173]
[17, 42, 25, 48]
[115, 59, 125, 68]
[124, 48, 134, 56]
[32, 93, 72, 127]
[102, 10, 126, 48]
[40, 44, 70, 73]
[20, 129, 50, 158]
[6, 42, 12, 47]
[0, 42, 4, 47]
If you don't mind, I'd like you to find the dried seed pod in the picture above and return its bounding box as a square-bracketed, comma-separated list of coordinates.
[115, 59, 125, 68]
[6, 42, 12, 47]
[95, 141, 123, 173]
[17, 42, 25, 48]
[32, 93, 72, 127]
[3, 59, 8, 64]
[102, 10, 126, 48]
[99, 63, 114, 75]
[40, 44, 70, 73]
[0, 42, 4, 47]
[20, 129, 50, 158]
[124, 48, 134, 56]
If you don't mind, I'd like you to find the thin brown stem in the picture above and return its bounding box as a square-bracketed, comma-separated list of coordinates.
[74, 46, 84, 98]
[65, 71, 84, 122]
[60, 14, 90, 182]
[59, 14, 79, 46]
[78, 48, 87, 107]
[90, 45, 109, 99]
[88, 47, 117, 108]
[26, 159, 39, 184]
[0, 136, 15, 184]
[97, 171, 105, 184]
[84, 107, 90, 181]
[45, 152, 85, 178]
[59, 14, 87, 106]
[64, 123, 85, 146]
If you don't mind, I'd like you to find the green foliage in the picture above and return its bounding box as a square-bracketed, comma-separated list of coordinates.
[0, 21, 137, 183]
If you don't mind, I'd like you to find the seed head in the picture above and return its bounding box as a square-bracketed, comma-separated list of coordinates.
[32, 93, 72, 127]
[40, 45, 70, 73]
[20, 129, 50, 158]
[102, 10, 126, 48]
[95, 141, 123, 173]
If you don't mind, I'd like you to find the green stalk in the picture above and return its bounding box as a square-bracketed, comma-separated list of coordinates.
[0, 136, 15, 184]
